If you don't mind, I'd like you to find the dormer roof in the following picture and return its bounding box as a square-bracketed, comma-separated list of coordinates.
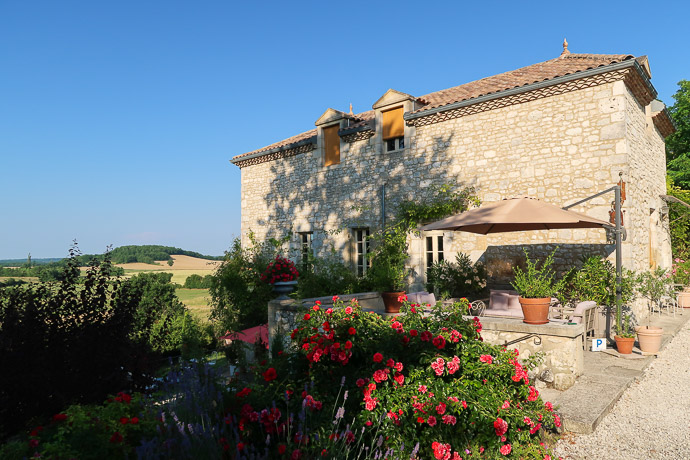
[232, 50, 661, 166]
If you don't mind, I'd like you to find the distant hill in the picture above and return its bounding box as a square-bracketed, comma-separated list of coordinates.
[0, 257, 62, 267]
[0, 246, 223, 267]
[105, 245, 223, 265]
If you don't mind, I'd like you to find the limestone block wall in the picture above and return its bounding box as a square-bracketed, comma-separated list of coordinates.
[239, 79, 671, 309]
[479, 317, 585, 391]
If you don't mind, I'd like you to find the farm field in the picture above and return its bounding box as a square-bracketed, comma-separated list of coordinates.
[116, 255, 219, 317]
[176, 288, 212, 321]
[117, 255, 220, 285]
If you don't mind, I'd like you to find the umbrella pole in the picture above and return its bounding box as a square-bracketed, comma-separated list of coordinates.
[609, 185, 622, 345]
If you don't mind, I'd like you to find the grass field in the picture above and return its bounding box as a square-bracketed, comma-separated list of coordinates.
[176, 288, 212, 321]
[0, 276, 39, 283]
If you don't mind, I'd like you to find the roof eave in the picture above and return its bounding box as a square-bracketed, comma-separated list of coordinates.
[230, 137, 317, 165]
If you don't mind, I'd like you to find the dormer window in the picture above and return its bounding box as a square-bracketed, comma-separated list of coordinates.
[382, 107, 404, 152]
[323, 124, 340, 166]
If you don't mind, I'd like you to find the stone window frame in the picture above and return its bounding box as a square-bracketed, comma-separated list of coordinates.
[372, 90, 417, 157]
[423, 231, 445, 280]
[351, 227, 371, 277]
[297, 231, 313, 271]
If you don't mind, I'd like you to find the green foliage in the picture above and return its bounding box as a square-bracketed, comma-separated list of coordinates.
[562, 256, 636, 307]
[672, 255, 690, 286]
[117, 272, 199, 355]
[0, 393, 156, 460]
[0, 262, 124, 281]
[182, 273, 214, 289]
[362, 183, 479, 294]
[0, 244, 141, 439]
[511, 249, 566, 299]
[366, 221, 410, 292]
[666, 80, 690, 188]
[666, 176, 690, 257]
[106, 245, 222, 264]
[636, 268, 674, 324]
[397, 182, 480, 228]
[426, 253, 488, 298]
[208, 238, 275, 334]
[296, 249, 362, 298]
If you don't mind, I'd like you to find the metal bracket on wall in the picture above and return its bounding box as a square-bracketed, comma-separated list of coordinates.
[503, 333, 542, 347]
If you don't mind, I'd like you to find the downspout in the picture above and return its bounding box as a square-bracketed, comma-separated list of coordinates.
[381, 183, 386, 229]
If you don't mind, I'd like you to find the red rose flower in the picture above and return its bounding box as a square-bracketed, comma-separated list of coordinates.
[373, 352, 383, 363]
[120, 417, 129, 425]
[263, 367, 277, 382]
[348, 327, 356, 335]
[52, 413, 67, 422]
[109, 432, 123, 443]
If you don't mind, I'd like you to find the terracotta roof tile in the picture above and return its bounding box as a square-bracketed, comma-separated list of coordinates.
[414, 53, 635, 112]
[234, 53, 636, 161]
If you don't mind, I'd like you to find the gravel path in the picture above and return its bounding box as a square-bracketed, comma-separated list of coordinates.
[553, 320, 690, 459]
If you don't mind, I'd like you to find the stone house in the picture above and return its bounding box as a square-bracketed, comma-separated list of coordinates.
[231, 44, 676, 304]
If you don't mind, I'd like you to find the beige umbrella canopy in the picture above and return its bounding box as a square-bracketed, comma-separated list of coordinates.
[421, 197, 612, 233]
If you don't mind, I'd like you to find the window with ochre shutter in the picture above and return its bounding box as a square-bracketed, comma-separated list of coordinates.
[323, 125, 340, 166]
[382, 107, 405, 152]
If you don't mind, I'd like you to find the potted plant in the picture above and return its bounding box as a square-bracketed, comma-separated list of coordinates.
[672, 257, 690, 307]
[261, 255, 299, 298]
[367, 223, 410, 313]
[634, 268, 669, 353]
[511, 249, 566, 325]
[614, 312, 636, 354]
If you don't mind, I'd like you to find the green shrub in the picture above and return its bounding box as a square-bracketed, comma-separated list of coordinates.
[208, 237, 275, 334]
[0, 245, 141, 439]
[182, 273, 214, 289]
[562, 256, 636, 306]
[426, 252, 487, 298]
[296, 249, 361, 298]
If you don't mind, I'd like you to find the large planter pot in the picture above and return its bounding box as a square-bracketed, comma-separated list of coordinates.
[614, 335, 635, 354]
[272, 280, 298, 299]
[635, 326, 663, 353]
[381, 291, 406, 313]
[518, 297, 550, 325]
[678, 290, 690, 308]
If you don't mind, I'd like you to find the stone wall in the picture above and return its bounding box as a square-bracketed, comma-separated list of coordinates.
[239, 78, 671, 318]
[479, 317, 585, 390]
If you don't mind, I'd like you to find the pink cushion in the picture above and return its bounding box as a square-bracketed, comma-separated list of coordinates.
[490, 290, 521, 311]
[571, 301, 596, 324]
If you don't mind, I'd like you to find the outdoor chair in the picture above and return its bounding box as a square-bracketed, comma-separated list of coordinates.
[549, 301, 597, 349]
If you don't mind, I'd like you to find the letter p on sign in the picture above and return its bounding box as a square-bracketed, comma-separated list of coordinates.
[592, 338, 606, 352]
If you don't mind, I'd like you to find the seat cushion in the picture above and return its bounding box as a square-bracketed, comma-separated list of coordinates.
[489, 290, 521, 311]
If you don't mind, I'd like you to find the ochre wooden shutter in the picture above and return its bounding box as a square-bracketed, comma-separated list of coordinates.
[382, 107, 404, 140]
[323, 125, 340, 166]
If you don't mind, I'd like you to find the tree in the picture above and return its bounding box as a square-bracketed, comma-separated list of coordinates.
[666, 80, 690, 188]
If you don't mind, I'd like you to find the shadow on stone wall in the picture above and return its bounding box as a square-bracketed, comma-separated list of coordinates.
[480, 243, 615, 288]
[253, 132, 472, 264]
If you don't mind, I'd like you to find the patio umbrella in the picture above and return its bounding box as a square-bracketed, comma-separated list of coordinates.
[421, 195, 619, 342]
[420, 197, 612, 234]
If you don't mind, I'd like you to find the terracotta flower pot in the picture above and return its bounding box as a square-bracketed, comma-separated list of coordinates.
[381, 291, 405, 313]
[518, 297, 550, 325]
[678, 290, 690, 308]
[635, 326, 663, 353]
[614, 335, 635, 354]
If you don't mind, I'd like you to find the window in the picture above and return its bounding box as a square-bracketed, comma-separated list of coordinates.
[382, 106, 405, 152]
[323, 124, 340, 166]
[299, 232, 313, 271]
[426, 235, 444, 268]
[386, 137, 404, 152]
[354, 228, 370, 276]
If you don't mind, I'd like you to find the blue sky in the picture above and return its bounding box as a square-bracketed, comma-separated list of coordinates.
[1, 0, 688, 259]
